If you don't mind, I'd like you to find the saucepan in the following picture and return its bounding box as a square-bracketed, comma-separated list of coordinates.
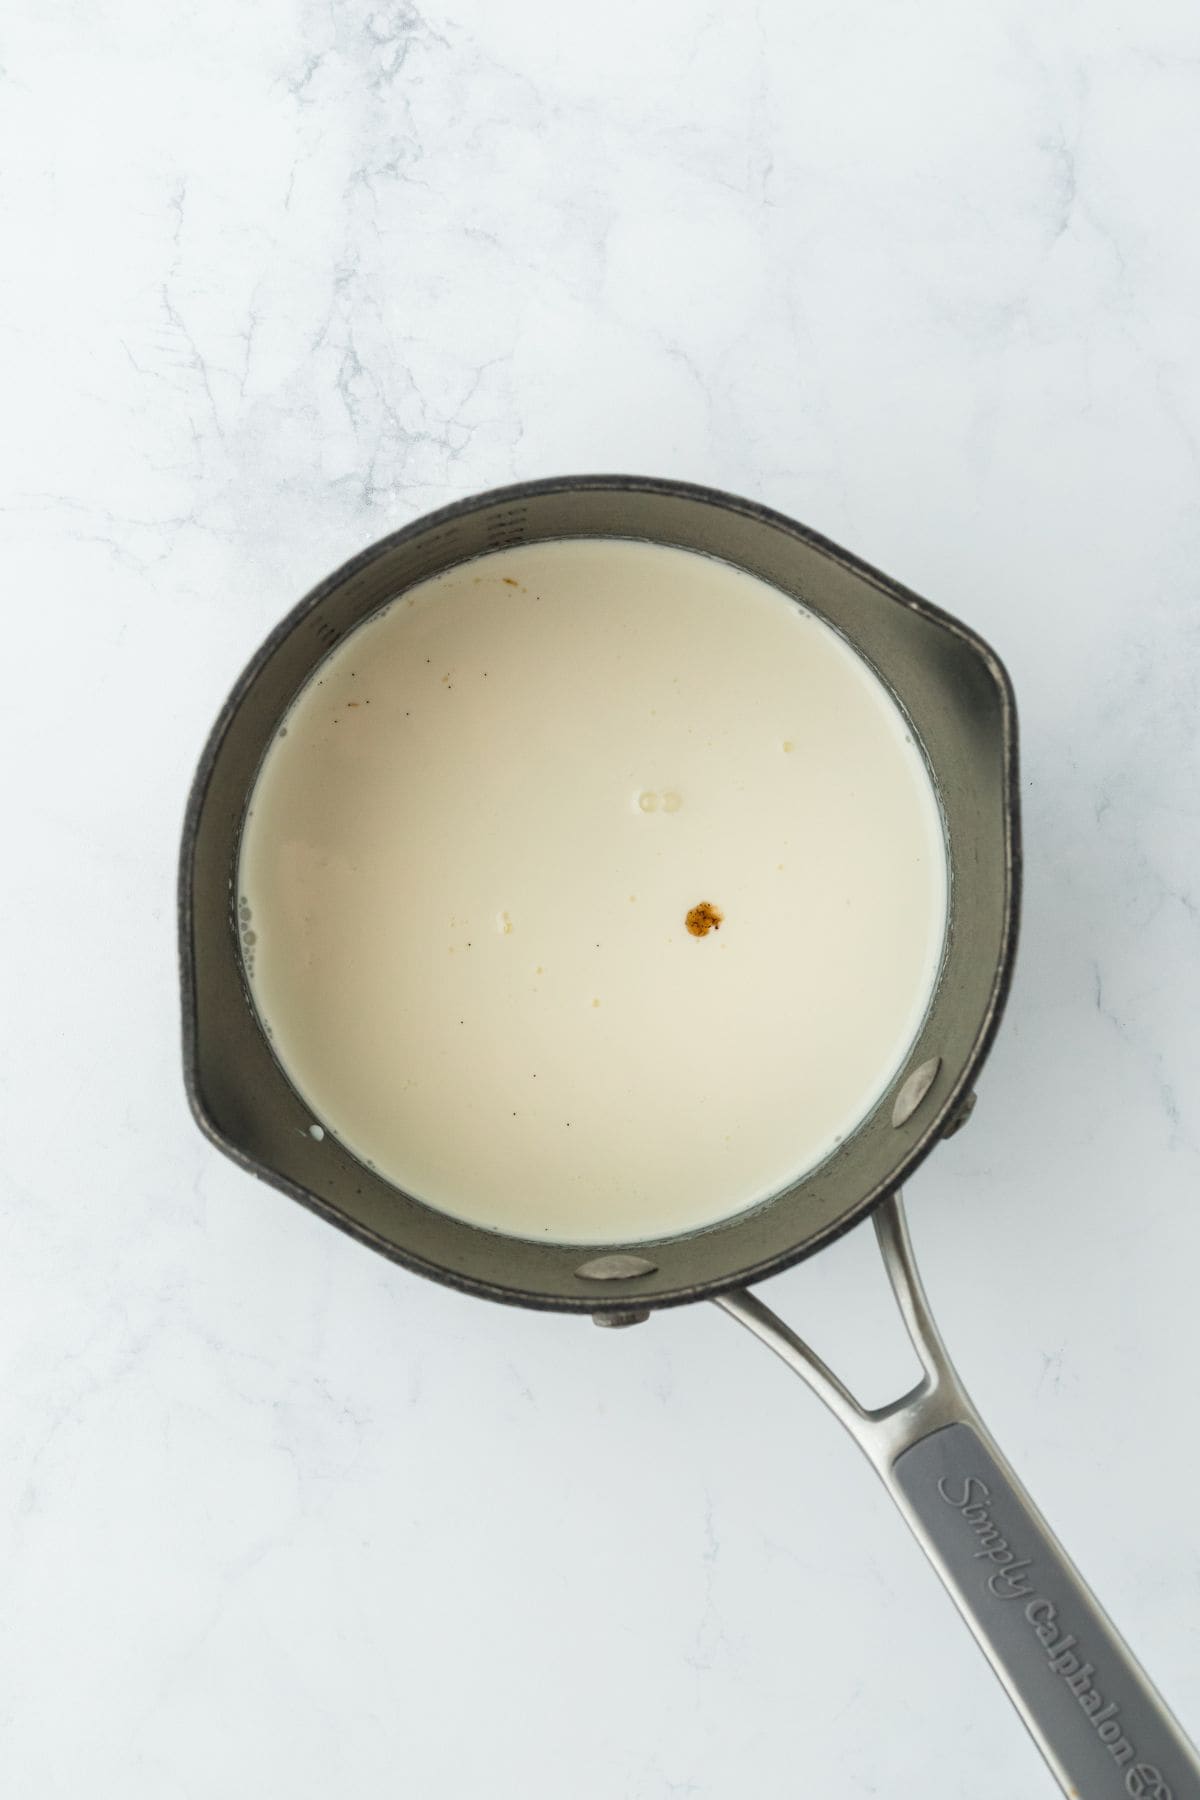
[179, 476, 1199, 1798]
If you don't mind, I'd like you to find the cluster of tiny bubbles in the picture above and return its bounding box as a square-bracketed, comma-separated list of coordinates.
[238, 896, 257, 977]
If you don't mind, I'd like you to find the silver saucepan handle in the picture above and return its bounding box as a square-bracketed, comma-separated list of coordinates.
[716, 1194, 1200, 1799]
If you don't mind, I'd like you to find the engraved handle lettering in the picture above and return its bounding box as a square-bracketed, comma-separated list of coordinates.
[895, 1424, 1197, 1799]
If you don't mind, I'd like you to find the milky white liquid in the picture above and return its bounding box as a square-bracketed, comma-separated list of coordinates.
[238, 538, 947, 1244]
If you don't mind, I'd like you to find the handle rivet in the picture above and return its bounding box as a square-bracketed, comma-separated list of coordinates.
[892, 1056, 941, 1127]
[575, 1253, 658, 1281]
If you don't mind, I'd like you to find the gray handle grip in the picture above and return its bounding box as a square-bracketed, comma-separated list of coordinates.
[894, 1422, 1198, 1798]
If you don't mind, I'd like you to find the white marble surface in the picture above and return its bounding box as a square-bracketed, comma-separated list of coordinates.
[2, 2, 1199, 1793]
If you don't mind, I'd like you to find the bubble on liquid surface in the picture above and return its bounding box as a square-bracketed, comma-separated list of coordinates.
[637, 790, 658, 813]
[308, 1123, 325, 1141]
[497, 910, 514, 935]
[662, 791, 682, 813]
